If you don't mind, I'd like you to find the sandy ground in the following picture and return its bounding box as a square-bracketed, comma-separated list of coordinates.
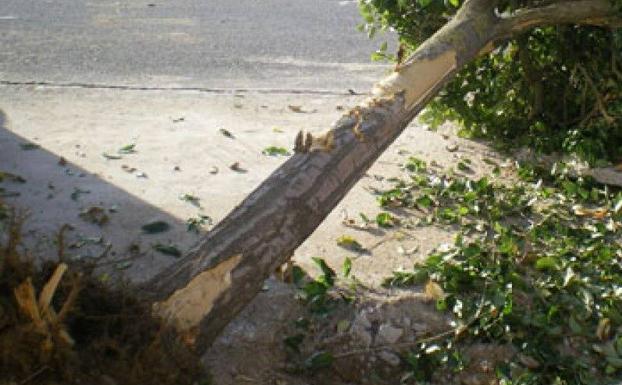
[0, 84, 503, 283]
[0, 83, 504, 383]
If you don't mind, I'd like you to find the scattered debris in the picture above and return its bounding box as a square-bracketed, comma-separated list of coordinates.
[153, 243, 182, 257]
[172, 117, 185, 123]
[187, 214, 213, 233]
[0, 171, 26, 184]
[445, 143, 459, 152]
[79, 206, 109, 226]
[288, 105, 305, 113]
[0, 220, 208, 384]
[336, 235, 364, 253]
[230, 162, 246, 172]
[141, 221, 170, 234]
[219, 128, 235, 138]
[262, 146, 291, 156]
[179, 193, 201, 207]
[70, 188, 90, 201]
[115, 260, 133, 270]
[58, 156, 67, 166]
[118, 143, 137, 154]
[572, 204, 608, 219]
[102, 152, 122, 160]
[375, 212, 396, 228]
[376, 323, 403, 344]
[19, 143, 40, 150]
[121, 164, 137, 173]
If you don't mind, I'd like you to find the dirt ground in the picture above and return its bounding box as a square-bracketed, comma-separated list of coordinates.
[0, 84, 511, 384]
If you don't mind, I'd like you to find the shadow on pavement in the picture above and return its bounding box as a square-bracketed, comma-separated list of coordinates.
[0, 108, 205, 284]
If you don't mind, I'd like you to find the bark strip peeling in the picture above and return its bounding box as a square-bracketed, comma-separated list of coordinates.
[371, 50, 457, 110]
[153, 254, 242, 343]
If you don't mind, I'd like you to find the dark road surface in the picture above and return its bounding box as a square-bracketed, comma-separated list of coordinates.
[0, 0, 394, 91]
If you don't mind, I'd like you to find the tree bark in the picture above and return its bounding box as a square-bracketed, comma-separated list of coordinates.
[141, 0, 621, 353]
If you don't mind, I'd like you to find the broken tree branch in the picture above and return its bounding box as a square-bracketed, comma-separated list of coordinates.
[141, 0, 622, 353]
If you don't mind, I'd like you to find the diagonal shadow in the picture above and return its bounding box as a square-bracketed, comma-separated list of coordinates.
[0, 108, 206, 283]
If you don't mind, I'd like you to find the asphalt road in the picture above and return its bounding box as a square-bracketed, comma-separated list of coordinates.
[0, 0, 393, 91]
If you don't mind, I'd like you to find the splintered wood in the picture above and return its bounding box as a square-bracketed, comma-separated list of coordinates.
[371, 49, 457, 110]
[13, 263, 77, 353]
[153, 254, 243, 345]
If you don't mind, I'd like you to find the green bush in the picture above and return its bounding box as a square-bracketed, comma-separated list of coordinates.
[358, 0, 622, 165]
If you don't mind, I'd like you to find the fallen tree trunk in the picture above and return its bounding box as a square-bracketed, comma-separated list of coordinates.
[141, 0, 621, 353]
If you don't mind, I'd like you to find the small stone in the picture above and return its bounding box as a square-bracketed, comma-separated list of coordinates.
[209, 166, 219, 174]
[173, 165, 181, 171]
[378, 351, 401, 366]
[351, 322, 372, 346]
[446, 143, 459, 152]
[461, 373, 488, 385]
[377, 324, 403, 344]
[58, 156, 67, 166]
[100, 375, 118, 385]
[229, 162, 244, 172]
[353, 312, 372, 329]
[518, 354, 540, 369]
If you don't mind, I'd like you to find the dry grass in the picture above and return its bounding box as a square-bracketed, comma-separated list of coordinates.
[0, 203, 210, 385]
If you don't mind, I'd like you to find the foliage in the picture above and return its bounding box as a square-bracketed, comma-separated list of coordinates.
[381, 157, 622, 384]
[358, 0, 622, 164]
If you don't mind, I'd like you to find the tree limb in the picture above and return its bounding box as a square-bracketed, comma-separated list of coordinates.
[142, 0, 622, 354]
[495, 0, 622, 39]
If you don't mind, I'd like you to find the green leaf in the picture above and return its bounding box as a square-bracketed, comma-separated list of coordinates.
[186, 215, 212, 233]
[336, 235, 364, 252]
[142, 220, 170, 234]
[342, 257, 352, 278]
[304, 351, 334, 370]
[153, 244, 182, 257]
[291, 265, 306, 286]
[376, 212, 395, 228]
[0, 171, 26, 183]
[219, 128, 234, 138]
[284, 334, 305, 353]
[179, 193, 201, 207]
[70, 188, 90, 201]
[312, 257, 336, 286]
[102, 152, 122, 160]
[118, 143, 137, 154]
[19, 143, 40, 150]
[416, 195, 434, 208]
[569, 316, 583, 334]
[535, 256, 558, 270]
[262, 146, 290, 156]
[417, 0, 432, 7]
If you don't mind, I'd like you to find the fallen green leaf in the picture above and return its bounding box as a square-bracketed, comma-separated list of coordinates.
[142, 221, 170, 234]
[153, 244, 182, 257]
